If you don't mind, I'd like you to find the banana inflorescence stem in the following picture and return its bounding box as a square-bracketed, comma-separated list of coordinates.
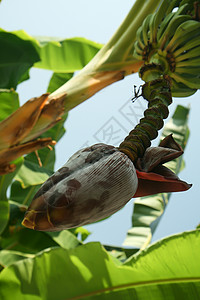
[119, 63, 172, 163]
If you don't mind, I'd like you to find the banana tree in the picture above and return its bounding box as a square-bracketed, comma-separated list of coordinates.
[0, 0, 200, 299]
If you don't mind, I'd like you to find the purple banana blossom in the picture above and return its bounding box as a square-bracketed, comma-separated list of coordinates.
[22, 135, 191, 231]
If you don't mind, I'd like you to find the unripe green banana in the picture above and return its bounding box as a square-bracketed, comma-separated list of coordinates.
[158, 15, 192, 50]
[171, 80, 196, 97]
[157, 3, 190, 41]
[176, 45, 200, 62]
[141, 14, 152, 45]
[136, 24, 145, 50]
[157, 13, 174, 42]
[166, 20, 200, 52]
[174, 37, 200, 57]
[171, 73, 200, 89]
[176, 57, 200, 67]
[149, 12, 158, 44]
[175, 66, 200, 75]
[133, 0, 200, 97]
[134, 41, 144, 56]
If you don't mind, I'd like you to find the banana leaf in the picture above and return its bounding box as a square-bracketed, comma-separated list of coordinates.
[0, 31, 40, 89]
[47, 73, 74, 94]
[0, 251, 34, 268]
[0, 230, 199, 299]
[0, 89, 19, 121]
[0, 157, 24, 234]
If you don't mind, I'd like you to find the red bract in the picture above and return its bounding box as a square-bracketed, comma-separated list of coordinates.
[134, 135, 192, 197]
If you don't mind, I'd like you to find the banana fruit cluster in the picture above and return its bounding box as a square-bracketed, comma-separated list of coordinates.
[133, 1, 200, 97]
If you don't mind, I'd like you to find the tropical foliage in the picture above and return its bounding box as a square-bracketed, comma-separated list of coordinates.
[0, 0, 200, 299]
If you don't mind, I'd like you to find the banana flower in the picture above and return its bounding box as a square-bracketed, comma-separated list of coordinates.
[22, 135, 191, 231]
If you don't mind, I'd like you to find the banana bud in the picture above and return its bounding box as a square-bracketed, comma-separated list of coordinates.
[22, 144, 138, 231]
[22, 135, 191, 231]
[133, 1, 200, 97]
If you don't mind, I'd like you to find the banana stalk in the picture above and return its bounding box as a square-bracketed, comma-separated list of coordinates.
[119, 64, 172, 162]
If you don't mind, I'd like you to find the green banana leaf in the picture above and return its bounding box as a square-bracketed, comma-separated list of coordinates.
[14, 160, 53, 189]
[0, 31, 40, 89]
[0, 157, 24, 235]
[47, 72, 74, 94]
[0, 227, 58, 255]
[46, 230, 82, 250]
[0, 230, 199, 299]
[6, 29, 102, 71]
[123, 105, 190, 249]
[0, 250, 34, 268]
[103, 244, 138, 263]
[33, 35, 102, 72]
[0, 29, 102, 90]
[0, 89, 19, 121]
[10, 182, 39, 205]
[72, 227, 92, 242]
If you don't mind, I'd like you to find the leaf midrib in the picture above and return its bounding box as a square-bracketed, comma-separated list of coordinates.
[68, 276, 200, 300]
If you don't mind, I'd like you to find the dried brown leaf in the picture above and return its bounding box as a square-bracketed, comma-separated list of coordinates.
[0, 94, 49, 150]
[0, 138, 56, 171]
[23, 93, 66, 142]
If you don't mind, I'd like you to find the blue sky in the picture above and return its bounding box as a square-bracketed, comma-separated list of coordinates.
[1, 0, 200, 246]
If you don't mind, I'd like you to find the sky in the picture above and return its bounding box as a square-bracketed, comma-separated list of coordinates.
[0, 0, 200, 247]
